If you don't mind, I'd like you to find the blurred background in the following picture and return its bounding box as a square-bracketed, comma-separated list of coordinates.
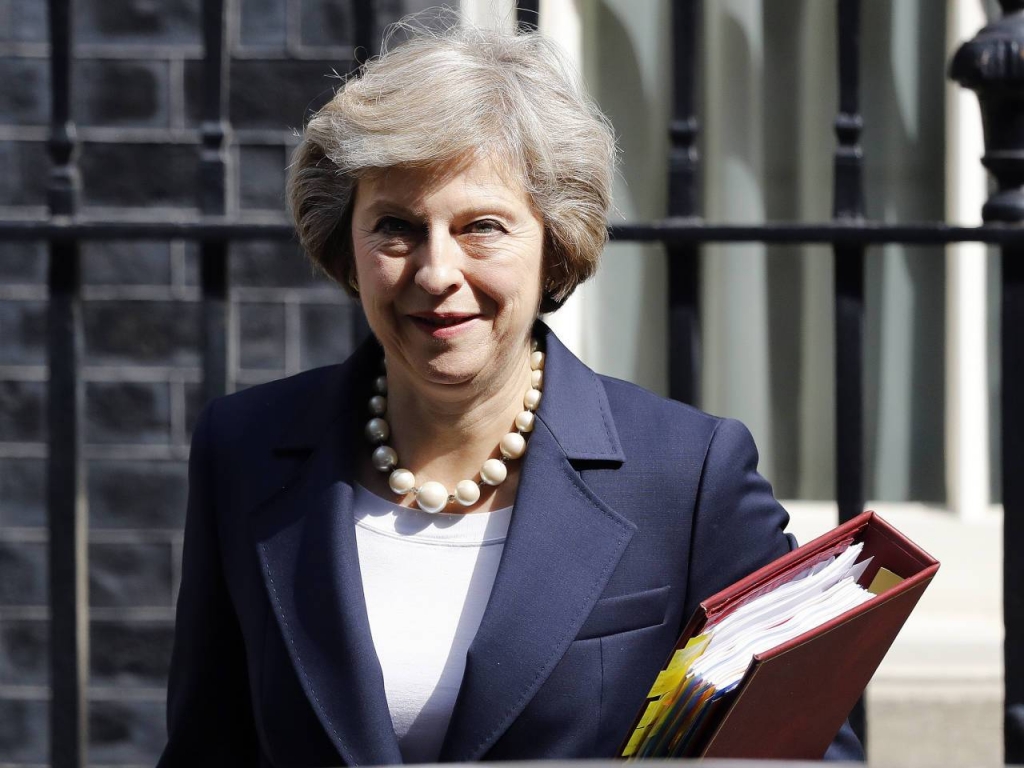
[0, 0, 1006, 765]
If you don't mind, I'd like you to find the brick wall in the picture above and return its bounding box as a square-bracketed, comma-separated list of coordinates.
[0, 0, 417, 763]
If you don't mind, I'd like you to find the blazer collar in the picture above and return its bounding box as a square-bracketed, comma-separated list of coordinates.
[528, 321, 626, 463]
[253, 337, 403, 767]
[253, 323, 634, 765]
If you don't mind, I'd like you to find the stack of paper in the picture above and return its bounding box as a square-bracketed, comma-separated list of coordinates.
[626, 542, 875, 758]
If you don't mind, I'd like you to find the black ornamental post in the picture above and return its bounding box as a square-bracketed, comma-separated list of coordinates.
[832, 0, 866, 530]
[47, 0, 89, 764]
[667, 0, 702, 405]
[950, 1, 1024, 763]
[832, 0, 866, 746]
[516, 0, 540, 31]
[199, 0, 232, 404]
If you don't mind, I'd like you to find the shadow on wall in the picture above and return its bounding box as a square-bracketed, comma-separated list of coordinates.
[584, 0, 670, 397]
[861, 0, 947, 503]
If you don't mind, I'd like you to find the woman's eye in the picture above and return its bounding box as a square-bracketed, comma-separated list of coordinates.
[375, 217, 415, 237]
[467, 219, 504, 235]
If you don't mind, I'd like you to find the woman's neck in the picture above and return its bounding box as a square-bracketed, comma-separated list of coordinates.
[363, 348, 534, 508]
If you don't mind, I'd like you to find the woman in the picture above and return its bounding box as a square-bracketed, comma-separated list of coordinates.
[160, 20, 861, 766]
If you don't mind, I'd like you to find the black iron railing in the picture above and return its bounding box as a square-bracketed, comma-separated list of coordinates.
[830, 0, 867, 739]
[0, 0, 1020, 764]
[197, 0, 231, 407]
[950, 2, 1024, 758]
[44, 0, 87, 766]
[665, 0, 701, 409]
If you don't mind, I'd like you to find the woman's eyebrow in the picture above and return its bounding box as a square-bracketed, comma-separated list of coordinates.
[361, 199, 521, 222]
[457, 205, 519, 221]
[361, 199, 420, 218]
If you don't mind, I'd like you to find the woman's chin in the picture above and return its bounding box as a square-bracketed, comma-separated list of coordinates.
[410, 362, 482, 389]
[402, 350, 509, 393]
[387, 337, 525, 394]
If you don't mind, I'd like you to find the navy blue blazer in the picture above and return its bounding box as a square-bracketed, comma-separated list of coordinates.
[159, 324, 862, 766]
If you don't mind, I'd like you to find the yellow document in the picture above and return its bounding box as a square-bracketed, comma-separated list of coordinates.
[644, 634, 712, 698]
[623, 634, 713, 757]
[867, 566, 904, 595]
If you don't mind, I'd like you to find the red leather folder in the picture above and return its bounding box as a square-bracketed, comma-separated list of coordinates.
[621, 510, 939, 760]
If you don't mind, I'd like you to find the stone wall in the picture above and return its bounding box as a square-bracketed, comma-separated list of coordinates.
[0, 0, 414, 763]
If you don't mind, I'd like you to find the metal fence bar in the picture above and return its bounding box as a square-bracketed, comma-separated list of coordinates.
[13, 218, 1024, 244]
[1004, 249, 1024, 763]
[516, 0, 540, 31]
[611, 222, 1024, 244]
[832, 0, 866, 528]
[200, 0, 232, 405]
[949, 4, 1024, 760]
[832, 0, 866, 746]
[46, 0, 88, 764]
[353, 0, 379, 59]
[667, 0, 701, 405]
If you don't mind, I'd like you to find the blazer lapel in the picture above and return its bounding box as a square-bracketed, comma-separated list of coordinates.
[251, 342, 403, 767]
[438, 328, 636, 762]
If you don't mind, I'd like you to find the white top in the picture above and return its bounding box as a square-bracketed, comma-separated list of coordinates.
[353, 484, 513, 764]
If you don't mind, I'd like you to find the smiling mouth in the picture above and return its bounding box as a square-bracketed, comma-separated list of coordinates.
[407, 313, 482, 337]
[409, 313, 478, 327]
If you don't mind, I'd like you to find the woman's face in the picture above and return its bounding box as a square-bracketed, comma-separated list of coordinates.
[350, 155, 545, 392]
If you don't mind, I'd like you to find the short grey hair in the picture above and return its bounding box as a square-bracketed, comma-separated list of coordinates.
[287, 17, 617, 313]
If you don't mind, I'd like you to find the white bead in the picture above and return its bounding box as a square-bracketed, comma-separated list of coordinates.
[530, 350, 545, 371]
[374, 375, 388, 394]
[455, 480, 481, 506]
[500, 432, 526, 459]
[389, 468, 416, 494]
[515, 410, 535, 433]
[524, 388, 542, 411]
[365, 417, 390, 443]
[531, 369, 543, 389]
[480, 458, 508, 486]
[369, 395, 387, 416]
[371, 445, 397, 472]
[416, 481, 449, 513]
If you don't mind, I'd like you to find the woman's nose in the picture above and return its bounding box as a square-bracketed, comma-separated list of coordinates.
[413, 230, 464, 295]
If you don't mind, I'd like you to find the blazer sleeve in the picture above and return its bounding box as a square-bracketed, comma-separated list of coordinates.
[158, 402, 259, 766]
[684, 418, 865, 762]
[683, 417, 793, 620]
